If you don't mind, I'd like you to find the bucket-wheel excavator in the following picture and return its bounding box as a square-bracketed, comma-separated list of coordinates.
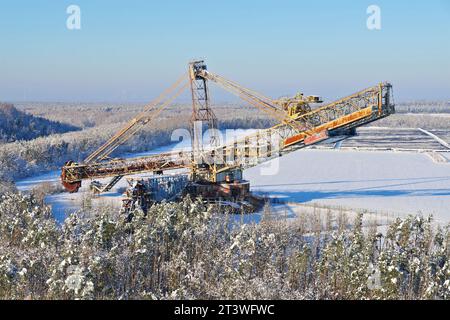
[61, 60, 395, 212]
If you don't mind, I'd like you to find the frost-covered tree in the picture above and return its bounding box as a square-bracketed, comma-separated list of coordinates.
[0, 190, 449, 300]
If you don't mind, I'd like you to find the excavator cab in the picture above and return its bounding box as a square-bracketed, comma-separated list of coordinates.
[276, 92, 323, 118]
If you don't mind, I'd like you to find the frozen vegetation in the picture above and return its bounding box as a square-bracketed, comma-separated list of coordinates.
[0, 191, 448, 300]
[0, 103, 79, 143]
[394, 101, 450, 114]
[373, 113, 450, 130]
[0, 121, 180, 181]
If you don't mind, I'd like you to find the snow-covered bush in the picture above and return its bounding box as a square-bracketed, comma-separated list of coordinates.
[0, 192, 448, 300]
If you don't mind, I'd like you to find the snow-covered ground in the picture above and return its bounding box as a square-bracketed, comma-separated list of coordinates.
[245, 149, 450, 223]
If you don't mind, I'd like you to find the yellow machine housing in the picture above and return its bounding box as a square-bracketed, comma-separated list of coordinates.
[275, 93, 323, 118]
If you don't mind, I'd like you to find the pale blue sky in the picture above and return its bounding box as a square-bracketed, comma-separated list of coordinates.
[0, 0, 449, 102]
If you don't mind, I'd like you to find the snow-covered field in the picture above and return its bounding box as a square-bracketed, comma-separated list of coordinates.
[246, 149, 450, 223]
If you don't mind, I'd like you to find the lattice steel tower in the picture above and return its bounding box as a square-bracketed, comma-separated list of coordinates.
[188, 60, 219, 164]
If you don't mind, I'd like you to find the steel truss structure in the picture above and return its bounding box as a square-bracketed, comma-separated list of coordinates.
[61, 61, 395, 193]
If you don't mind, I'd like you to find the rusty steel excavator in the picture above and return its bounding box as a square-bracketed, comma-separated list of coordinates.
[60, 60, 395, 212]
